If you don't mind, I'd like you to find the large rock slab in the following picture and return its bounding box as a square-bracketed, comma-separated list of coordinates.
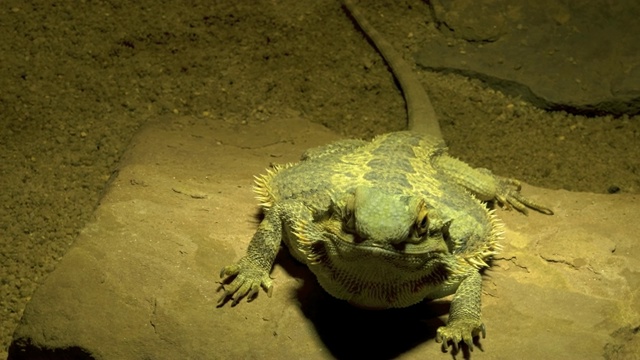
[8, 115, 640, 359]
[419, 0, 640, 115]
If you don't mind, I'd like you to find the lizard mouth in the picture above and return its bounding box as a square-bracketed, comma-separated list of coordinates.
[330, 231, 436, 256]
[325, 231, 446, 266]
[292, 217, 448, 269]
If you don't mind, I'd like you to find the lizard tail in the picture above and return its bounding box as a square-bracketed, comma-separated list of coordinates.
[342, 0, 443, 140]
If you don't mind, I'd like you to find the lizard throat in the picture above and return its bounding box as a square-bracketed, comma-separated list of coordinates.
[290, 218, 455, 308]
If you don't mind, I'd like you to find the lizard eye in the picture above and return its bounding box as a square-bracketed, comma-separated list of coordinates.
[342, 193, 357, 233]
[414, 200, 429, 237]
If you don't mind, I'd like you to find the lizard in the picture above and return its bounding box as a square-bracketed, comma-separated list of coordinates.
[217, 0, 553, 353]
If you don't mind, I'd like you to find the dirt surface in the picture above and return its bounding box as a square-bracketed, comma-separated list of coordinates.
[421, 0, 640, 114]
[0, 0, 638, 357]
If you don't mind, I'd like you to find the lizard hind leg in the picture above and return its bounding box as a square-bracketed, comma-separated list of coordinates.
[494, 176, 554, 215]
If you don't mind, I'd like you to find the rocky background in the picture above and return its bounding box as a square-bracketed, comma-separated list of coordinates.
[1, 0, 639, 357]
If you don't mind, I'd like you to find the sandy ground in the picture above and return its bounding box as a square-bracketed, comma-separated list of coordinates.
[0, 0, 638, 356]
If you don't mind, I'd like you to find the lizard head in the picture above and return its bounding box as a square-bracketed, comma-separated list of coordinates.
[328, 186, 449, 249]
[291, 186, 454, 308]
[339, 186, 430, 245]
[292, 186, 452, 264]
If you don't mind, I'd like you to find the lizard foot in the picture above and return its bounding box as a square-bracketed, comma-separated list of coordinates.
[217, 258, 273, 307]
[495, 177, 553, 215]
[435, 320, 486, 352]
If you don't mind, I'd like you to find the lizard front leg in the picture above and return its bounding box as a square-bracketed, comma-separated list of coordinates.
[217, 207, 280, 306]
[218, 201, 316, 306]
[436, 270, 485, 352]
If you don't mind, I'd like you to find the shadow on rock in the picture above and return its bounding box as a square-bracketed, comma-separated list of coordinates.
[276, 250, 452, 359]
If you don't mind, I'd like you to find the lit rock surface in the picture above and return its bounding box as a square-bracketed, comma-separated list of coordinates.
[9, 116, 640, 359]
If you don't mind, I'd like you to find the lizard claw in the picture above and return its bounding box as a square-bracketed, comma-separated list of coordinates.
[217, 258, 273, 306]
[436, 321, 485, 352]
[495, 177, 553, 215]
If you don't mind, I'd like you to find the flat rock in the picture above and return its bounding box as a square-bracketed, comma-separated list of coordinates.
[419, 0, 640, 115]
[9, 115, 640, 359]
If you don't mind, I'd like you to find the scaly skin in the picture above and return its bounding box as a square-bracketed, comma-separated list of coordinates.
[218, 0, 553, 354]
[218, 132, 551, 349]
